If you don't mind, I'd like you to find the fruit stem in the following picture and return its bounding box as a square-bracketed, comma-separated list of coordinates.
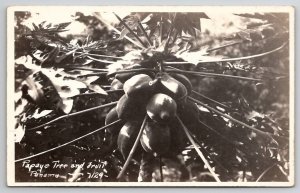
[158, 61, 165, 73]
[27, 101, 118, 131]
[71, 90, 124, 98]
[86, 56, 115, 64]
[64, 67, 109, 72]
[92, 13, 144, 49]
[176, 116, 221, 182]
[77, 72, 107, 78]
[113, 12, 147, 49]
[166, 69, 262, 81]
[80, 52, 122, 59]
[60, 50, 122, 59]
[207, 40, 243, 52]
[191, 90, 231, 110]
[15, 120, 122, 163]
[117, 115, 148, 180]
[110, 68, 158, 75]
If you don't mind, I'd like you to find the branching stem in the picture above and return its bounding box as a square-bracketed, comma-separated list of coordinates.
[159, 16, 163, 45]
[197, 119, 240, 147]
[176, 116, 221, 182]
[188, 97, 286, 143]
[166, 69, 262, 81]
[164, 42, 287, 65]
[93, 13, 144, 49]
[77, 72, 107, 78]
[64, 67, 108, 72]
[15, 120, 122, 163]
[164, 13, 176, 53]
[191, 90, 231, 110]
[28, 101, 117, 131]
[188, 129, 230, 174]
[109, 68, 158, 76]
[117, 116, 148, 180]
[61, 50, 122, 59]
[138, 21, 152, 47]
[164, 25, 174, 53]
[86, 56, 115, 64]
[72, 90, 124, 97]
[207, 40, 243, 52]
[113, 12, 147, 48]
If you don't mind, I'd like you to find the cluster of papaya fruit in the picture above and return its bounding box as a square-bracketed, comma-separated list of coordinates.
[105, 64, 200, 159]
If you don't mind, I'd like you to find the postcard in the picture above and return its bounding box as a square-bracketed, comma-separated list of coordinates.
[7, 6, 295, 186]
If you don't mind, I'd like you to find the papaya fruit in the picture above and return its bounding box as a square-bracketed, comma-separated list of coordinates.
[170, 73, 192, 95]
[123, 74, 155, 98]
[110, 78, 124, 90]
[109, 79, 124, 100]
[116, 94, 146, 121]
[140, 119, 171, 156]
[105, 107, 124, 135]
[146, 93, 177, 123]
[103, 107, 124, 151]
[157, 73, 188, 101]
[117, 121, 141, 159]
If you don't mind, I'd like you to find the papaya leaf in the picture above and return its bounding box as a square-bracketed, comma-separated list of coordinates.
[32, 23, 39, 31]
[234, 13, 288, 25]
[87, 83, 107, 95]
[121, 50, 144, 64]
[175, 48, 223, 65]
[17, 63, 91, 114]
[173, 13, 209, 36]
[42, 69, 86, 97]
[60, 99, 74, 116]
[15, 123, 25, 143]
[31, 109, 53, 119]
[225, 28, 265, 42]
[55, 22, 72, 29]
[46, 23, 52, 28]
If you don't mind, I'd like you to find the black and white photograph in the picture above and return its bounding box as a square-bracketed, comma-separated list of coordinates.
[7, 6, 294, 186]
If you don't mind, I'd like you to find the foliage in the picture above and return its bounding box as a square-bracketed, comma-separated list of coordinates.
[14, 11, 290, 182]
